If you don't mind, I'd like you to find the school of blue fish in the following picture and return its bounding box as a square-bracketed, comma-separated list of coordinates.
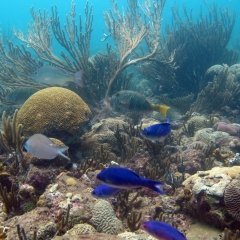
[23, 118, 187, 239]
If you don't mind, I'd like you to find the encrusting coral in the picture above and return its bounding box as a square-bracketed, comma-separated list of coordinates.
[17, 87, 92, 144]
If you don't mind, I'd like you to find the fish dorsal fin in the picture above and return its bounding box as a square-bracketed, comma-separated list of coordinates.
[127, 169, 142, 179]
[160, 123, 170, 126]
[113, 167, 142, 179]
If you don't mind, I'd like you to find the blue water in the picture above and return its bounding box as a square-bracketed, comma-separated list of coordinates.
[0, 0, 239, 55]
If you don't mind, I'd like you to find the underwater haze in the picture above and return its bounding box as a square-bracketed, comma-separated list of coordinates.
[1, 0, 240, 239]
[0, 0, 240, 54]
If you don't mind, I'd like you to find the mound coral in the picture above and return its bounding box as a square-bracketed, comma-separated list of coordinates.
[213, 122, 240, 136]
[17, 87, 92, 143]
[91, 200, 124, 235]
[224, 173, 240, 221]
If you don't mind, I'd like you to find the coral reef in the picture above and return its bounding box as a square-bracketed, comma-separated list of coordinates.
[224, 173, 240, 221]
[139, 3, 238, 99]
[2, 1, 240, 239]
[189, 67, 240, 114]
[17, 87, 92, 143]
[0, 87, 39, 105]
[185, 116, 208, 131]
[65, 223, 96, 235]
[213, 122, 240, 136]
[102, 0, 165, 101]
[3, 207, 54, 239]
[80, 117, 128, 157]
[178, 166, 240, 230]
[0, 183, 19, 214]
[193, 128, 229, 145]
[0, 110, 24, 171]
[91, 200, 124, 235]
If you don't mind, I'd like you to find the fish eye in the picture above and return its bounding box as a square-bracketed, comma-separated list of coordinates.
[142, 224, 147, 229]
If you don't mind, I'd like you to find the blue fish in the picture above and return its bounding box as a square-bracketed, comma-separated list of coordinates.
[141, 118, 171, 142]
[91, 184, 121, 198]
[141, 221, 187, 240]
[96, 167, 164, 194]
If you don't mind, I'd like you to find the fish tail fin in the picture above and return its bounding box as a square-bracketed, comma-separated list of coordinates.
[74, 70, 84, 88]
[57, 146, 70, 160]
[141, 177, 165, 194]
[151, 104, 170, 116]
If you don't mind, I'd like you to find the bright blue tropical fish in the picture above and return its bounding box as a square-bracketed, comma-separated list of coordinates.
[141, 118, 171, 142]
[97, 167, 165, 194]
[91, 184, 121, 198]
[141, 221, 187, 240]
[32, 65, 84, 88]
[24, 133, 69, 160]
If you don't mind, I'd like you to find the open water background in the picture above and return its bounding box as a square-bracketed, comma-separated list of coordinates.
[0, 0, 239, 56]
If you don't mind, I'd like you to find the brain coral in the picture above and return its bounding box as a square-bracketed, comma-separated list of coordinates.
[193, 128, 229, 145]
[17, 87, 92, 143]
[66, 223, 96, 235]
[91, 200, 124, 235]
[224, 173, 240, 221]
[186, 116, 208, 131]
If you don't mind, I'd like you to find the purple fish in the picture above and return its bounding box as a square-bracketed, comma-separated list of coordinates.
[91, 184, 121, 198]
[141, 118, 171, 142]
[141, 221, 187, 240]
[96, 167, 164, 194]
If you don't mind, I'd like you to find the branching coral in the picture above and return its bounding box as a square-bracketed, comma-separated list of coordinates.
[127, 211, 142, 232]
[165, 3, 238, 96]
[189, 67, 240, 114]
[116, 190, 141, 219]
[0, 110, 24, 156]
[0, 37, 44, 89]
[12, 1, 132, 109]
[0, 183, 19, 214]
[0, 163, 10, 178]
[103, 0, 166, 101]
[13, 1, 95, 93]
[17, 224, 37, 240]
[0, 110, 25, 173]
[55, 204, 71, 236]
[222, 228, 240, 240]
[14, 2, 92, 73]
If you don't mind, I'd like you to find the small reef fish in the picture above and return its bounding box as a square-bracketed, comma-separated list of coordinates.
[97, 167, 165, 194]
[141, 118, 171, 142]
[31, 65, 84, 88]
[141, 221, 187, 240]
[65, 162, 78, 171]
[4, 87, 39, 104]
[24, 133, 70, 160]
[111, 90, 170, 116]
[91, 184, 121, 198]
